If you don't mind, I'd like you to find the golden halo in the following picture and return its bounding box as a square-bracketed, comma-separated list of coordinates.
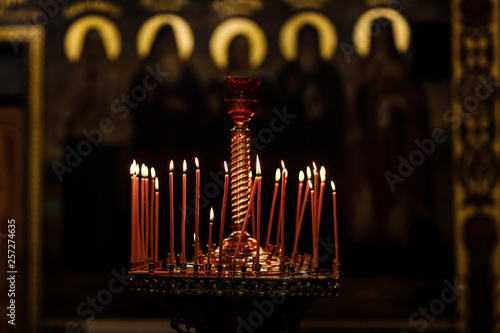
[64, 15, 122, 63]
[353, 7, 411, 57]
[279, 11, 338, 62]
[209, 17, 267, 69]
[136, 14, 194, 61]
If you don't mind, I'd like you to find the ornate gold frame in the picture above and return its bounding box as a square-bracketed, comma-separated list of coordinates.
[0, 25, 44, 333]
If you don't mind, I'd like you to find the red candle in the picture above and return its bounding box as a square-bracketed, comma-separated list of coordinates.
[266, 168, 280, 245]
[155, 178, 159, 262]
[292, 178, 310, 260]
[208, 207, 214, 267]
[144, 165, 149, 259]
[280, 161, 286, 264]
[233, 177, 258, 263]
[316, 167, 326, 239]
[310, 183, 317, 268]
[130, 161, 136, 262]
[312, 162, 318, 222]
[169, 161, 175, 265]
[182, 160, 187, 264]
[195, 157, 200, 266]
[249, 172, 256, 236]
[150, 167, 156, 259]
[332, 181, 339, 266]
[295, 170, 304, 235]
[141, 164, 147, 260]
[256, 156, 262, 266]
[135, 164, 141, 261]
[219, 161, 229, 264]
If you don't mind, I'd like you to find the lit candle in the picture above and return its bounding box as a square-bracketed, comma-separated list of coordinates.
[249, 171, 255, 236]
[182, 160, 187, 264]
[219, 161, 229, 265]
[144, 165, 149, 259]
[280, 161, 286, 264]
[169, 161, 175, 265]
[130, 161, 136, 262]
[135, 164, 141, 260]
[233, 176, 258, 263]
[141, 164, 148, 260]
[265, 168, 280, 246]
[310, 180, 317, 268]
[256, 156, 262, 266]
[332, 181, 339, 266]
[312, 162, 318, 224]
[208, 207, 214, 267]
[155, 178, 159, 262]
[150, 167, 156, 258]
[292, 178, 310, 261]
[295, 170, 304, 236]
[317, 167, 326, 239]
[195, 157, 200, 266]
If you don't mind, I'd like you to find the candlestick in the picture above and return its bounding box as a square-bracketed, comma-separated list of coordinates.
[182, 160, 187, 264]
[130, 161, 136, 262]
[150, 167, 156, 259]
[317, 167, 326, 239]
[295, 170, 304, 236]
[155, 178, 159, 262]
[256, 156, 262, 267]
[292, 175, 310, 260]
[195, 157, 200, 266]
[233, 176, 258, 263]
[219, 161, 229, 265]
[169, 161, 175, 265]
[208, 207, 214, 267]
[332, 181, 339, 266]
[266, 168, 280, 246]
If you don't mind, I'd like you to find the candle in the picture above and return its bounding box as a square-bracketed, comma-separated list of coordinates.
[130, 161, 136, 262]
[135, 164, 141, 260]
[265, 168, 280, 245]
[150, 167, 156, 258]
[249, 171, 255, 236]
[317, 167, 326, 239]
[169, 161, 175, 265]
[155, 178, 159, 262]
[144, 165, 149, 259]
[280, 161, 286, 264]
[208, 207, 214, 267]
[312, 162, 318, 224]
[310, 181, 317, 268]
[295, 170, 304, 235]
[332, 181, 339, 266]
[195, 157, 200, 266]
[141, 164, 147, 259]
[219, 161, 229, 264]
[233, 177, 258, 263]
[182, 160, 187, 264]
[255, 156, 262, 266]
[292, 175, 310, 260]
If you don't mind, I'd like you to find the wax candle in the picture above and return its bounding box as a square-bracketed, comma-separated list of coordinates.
[265, 168, 280, 246]
[317, 167, 326, 239]
[332, 181, 339, 266]
[208, 207, 214, 267]
[312, 162, 318, 226]
[280, 161, 286, 264]
[130, 161, 136, 262]
[256, 156, 262, 266]
[141, 164, 147, 259]
[310, 181, 317, 268]
[233, 177, 258, 263]
[195, 157, 200, 266]
[249, 171, 255, 236]
[219, 161, 229, 264]
[135, 164, 141, 260]
[182, 160, 187, 264]
[169, 161, 175, 265]
[292, 178, 310, 260]
[155, 178, 159, 262]
[144, 165, 149, 259]
[150, 167, 156, 258]
[295, 170, 304, 235]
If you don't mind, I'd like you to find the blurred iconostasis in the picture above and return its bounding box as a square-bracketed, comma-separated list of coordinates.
[0, 0, 498, 332]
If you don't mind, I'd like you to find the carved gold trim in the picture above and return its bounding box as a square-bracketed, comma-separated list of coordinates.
[0, 25, 44, 333]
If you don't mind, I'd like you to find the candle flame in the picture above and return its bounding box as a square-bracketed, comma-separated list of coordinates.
[320, 169, 326, 182]
[169, 160, 174, 171]
[284, 168, 288, 179]
[141, 164, 148, 177]
[275, 168, 281, 182]
[195, 157, 199, 169]
[312, 161, 317, 171]
[210, 207, 214, 221]
[256, 155, 261, 175]
[135, 164, 139, 176]
[130, 161, 135, 175]
[308, 180, 313, 189]
[151, 167, 156, 179]
[193, 233, 196, 242]
[299, 170, 304, 182]
[331, 181, 336, 192]
[320, 166, 326, 174]
[183, 159, 187, 172]
[224, 161, 228, 173]
[281, 160, 285, 169]
[306, 166, 312, 180]
[155, 177, 159, 190]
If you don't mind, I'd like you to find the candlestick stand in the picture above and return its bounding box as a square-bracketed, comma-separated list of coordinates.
[128, 77, 340, 333]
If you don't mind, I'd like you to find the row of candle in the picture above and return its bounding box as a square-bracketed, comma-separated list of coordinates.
[129, 156, 339, 269]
